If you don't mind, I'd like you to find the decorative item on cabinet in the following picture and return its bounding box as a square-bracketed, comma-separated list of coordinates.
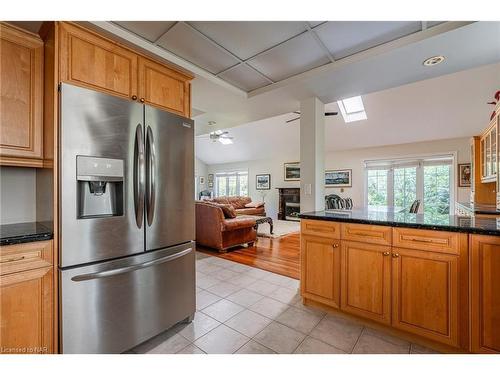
[0, 23, 44, 168]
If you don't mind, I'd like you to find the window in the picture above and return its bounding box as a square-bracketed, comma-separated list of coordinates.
[337, 96, 367, 123]
[365, 155, 454, 214]
[215, 171, 248, 197]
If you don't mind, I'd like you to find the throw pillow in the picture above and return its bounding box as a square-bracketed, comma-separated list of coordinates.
[215, 203, 237, 218]
[244, 201, 265, 208]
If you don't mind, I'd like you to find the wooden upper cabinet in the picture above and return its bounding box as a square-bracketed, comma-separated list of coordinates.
[341, 241, 391, 324]
[470, 235, 500, 353]
[300, 234, 340, 308]
[480, 117, 497, 183]
[138, 57, 191, 117]
[391, 247, 460, 347]
[59, 22, 138, 100]
[0, 23, 43, 165]
[57, 23, 192, 118]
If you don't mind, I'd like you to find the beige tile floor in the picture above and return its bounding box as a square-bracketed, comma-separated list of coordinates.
[128, 252, 440, 354]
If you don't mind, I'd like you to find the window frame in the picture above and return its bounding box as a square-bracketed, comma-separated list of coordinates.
[364, 153, 456, 214]
[214, 170, 249, 197]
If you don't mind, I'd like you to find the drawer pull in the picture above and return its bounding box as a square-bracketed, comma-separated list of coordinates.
[1, 255, 25, 263]
[401, 235, 448, 245]
[332, 243, 339, 248]
[392, 253, 400, 258]
[383, 251, 390, 256]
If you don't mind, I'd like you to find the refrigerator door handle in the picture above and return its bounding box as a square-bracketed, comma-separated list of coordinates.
[134, 124, 145, 228]
[70, 247, 193, 282]
[146, 125, 156, 226]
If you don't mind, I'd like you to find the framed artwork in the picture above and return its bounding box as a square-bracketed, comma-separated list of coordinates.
[325, 169, 352, 188]
[458, 163, 471, 187]
[284, 162, 300, 181]
[208, 174, 214, 188]
[256, 174, 271, 190]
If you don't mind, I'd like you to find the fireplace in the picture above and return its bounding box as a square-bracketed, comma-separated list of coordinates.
[277, 188, 300, 221]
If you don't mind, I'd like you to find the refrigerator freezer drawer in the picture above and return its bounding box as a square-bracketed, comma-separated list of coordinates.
[60, 242, 195, 353]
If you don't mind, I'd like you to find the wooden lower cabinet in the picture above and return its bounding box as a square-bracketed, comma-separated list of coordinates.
[0, 240, 54, 354]
[391, 247, 461, 347]
[341, 240, 391, 324]
[300, 234, 340, 308]
[470, 235, 500, 353]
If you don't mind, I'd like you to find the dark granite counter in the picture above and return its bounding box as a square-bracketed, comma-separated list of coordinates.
[0, 221, 53, 246]
[456, 202, 500, 215]
[299, 209, 500, 236]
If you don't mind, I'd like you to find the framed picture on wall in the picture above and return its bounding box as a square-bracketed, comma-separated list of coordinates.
[458, 163, 471, 187]
[256, 174, 271, 190]
[208, 174, 214, 188]
[284, 162, 300, 181]
[325, 169, 352, 187]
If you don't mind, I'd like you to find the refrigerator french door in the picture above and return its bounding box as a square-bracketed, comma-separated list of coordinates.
[59, 84, 195, 354]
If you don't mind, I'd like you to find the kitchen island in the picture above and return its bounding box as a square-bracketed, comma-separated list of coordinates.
[298, 209, 500, 354]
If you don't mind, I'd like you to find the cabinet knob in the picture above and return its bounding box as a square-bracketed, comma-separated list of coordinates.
[131, 95, 137, 100]
[392, 253, 400, 258]
[332, 243, 339, 248]
[140, 98, 145, 103]
[383, 251, 390, 256]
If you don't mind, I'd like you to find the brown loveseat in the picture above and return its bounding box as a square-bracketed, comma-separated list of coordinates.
[210, 196, 266, 216]
[195, 201, 257, 252]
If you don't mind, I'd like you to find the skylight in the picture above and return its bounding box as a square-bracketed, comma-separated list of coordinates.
[337, 96, 367, 123]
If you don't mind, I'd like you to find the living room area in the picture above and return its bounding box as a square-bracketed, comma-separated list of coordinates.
[193, 58, 499, 280]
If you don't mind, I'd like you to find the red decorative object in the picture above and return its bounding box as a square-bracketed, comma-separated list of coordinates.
[495, 90, 500, 101]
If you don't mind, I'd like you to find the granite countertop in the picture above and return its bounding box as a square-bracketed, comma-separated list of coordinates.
[0, 221, 53, 246]
[456, 202, 500, 215]
[299, 209, 500, 236]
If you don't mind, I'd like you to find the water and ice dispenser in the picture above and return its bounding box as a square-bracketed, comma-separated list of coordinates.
[76, 156, 124, 219]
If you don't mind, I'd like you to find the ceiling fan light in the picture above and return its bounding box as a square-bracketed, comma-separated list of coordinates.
[219, 137, 233, 145]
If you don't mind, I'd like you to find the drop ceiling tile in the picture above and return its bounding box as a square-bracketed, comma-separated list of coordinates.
[113, 21, 175, 42]
[156, 23, 240, 74]
[218, 64, 270, 91]
[188, 21, 307, 60]
[315, 21, 422, 60]
[247, 32, 330, 82]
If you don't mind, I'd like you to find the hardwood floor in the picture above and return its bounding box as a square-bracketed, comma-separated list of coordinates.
[197, 233, 300, 279]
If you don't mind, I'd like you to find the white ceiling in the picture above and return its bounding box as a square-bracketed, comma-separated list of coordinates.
[113, 21, 442, 92]
[195, 62, 500, 165]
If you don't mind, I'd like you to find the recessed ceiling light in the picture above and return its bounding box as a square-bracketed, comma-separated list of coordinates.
[423, 55, 445, 67]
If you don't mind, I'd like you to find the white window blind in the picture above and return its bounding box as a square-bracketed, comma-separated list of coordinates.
[215, 171, 248, 197]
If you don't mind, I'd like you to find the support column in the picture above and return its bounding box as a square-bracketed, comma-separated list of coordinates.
[300, 97, 325, 213]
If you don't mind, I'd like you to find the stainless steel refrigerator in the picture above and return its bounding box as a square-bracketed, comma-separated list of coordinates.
[58, 83, 195, 354]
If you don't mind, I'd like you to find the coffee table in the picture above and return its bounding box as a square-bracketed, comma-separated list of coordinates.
[254, 216, 273, 234]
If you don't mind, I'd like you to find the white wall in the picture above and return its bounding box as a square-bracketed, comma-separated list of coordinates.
[0, 167, 37, 224]
[205, 137, 471, 216]
[324, 137, 471, 207]
[208, 159, 300, 219]
[195, 157, 208, 198]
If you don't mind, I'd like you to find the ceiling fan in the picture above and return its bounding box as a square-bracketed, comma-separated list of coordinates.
[200, 130, 234, 144]
[286, 110, 338, 123]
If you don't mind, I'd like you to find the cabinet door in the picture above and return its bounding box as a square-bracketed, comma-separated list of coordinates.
[300, 235, 340, 308]
[392, 247, 459, 347]
[59, 23, 138, 100]
[470, 235, 500, 353]
[138, 57, 191, 117]
[0, 267, 53, 354]
[0, 24, 43, 163]
[341, 241, 391, 324]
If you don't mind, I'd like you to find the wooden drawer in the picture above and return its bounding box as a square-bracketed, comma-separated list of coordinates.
[341, 223, 392, 246]
[0, 240, 53, 276]
[301, 219, 340, 239]
[392, 227, 460, 255]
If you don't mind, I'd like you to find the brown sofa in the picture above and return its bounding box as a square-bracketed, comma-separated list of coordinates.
[195, 201, 257, 252]
[210, 196, 266, 216]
